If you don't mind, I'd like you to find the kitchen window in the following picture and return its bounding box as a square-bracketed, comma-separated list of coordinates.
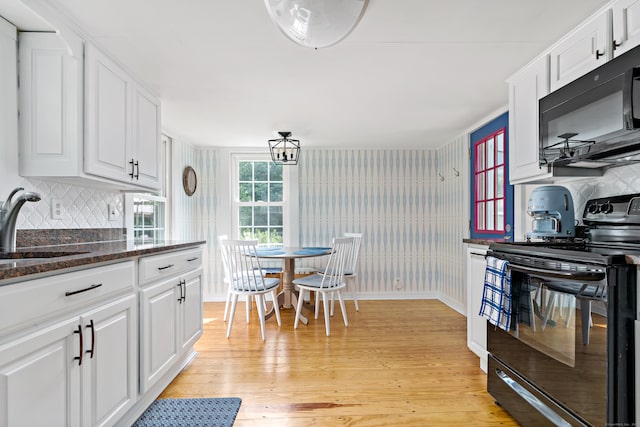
[470, 112, 513, 240]
[233, 156, 285, 246]
[125, 193, 166, 244]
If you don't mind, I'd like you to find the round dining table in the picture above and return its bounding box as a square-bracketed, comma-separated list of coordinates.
[252, 246, 331, 325]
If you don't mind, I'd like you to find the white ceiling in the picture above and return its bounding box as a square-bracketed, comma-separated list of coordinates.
[2, 0, 611, 149]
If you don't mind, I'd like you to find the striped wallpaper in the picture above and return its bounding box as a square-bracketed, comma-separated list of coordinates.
[175, 137, 469, 314]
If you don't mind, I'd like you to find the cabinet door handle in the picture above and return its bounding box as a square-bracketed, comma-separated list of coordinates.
[187, 257, 199, 262]
[158, 264, 174, 271]
[134, 160, 140, 180]
[74, 324, 83, 366]
[177, 282, 183, 304]
[614, 40, 622, 50]
[129, 158, 135, 179]
[181, 280, 186, 302]
[86, 319, 95, 359]
[596, 49, 605, 59]
[65, 283, 102, 297]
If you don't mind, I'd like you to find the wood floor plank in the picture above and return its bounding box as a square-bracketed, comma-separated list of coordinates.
[160, 300, 519, 426]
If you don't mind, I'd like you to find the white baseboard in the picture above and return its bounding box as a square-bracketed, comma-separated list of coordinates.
[203, 291, 466, 314]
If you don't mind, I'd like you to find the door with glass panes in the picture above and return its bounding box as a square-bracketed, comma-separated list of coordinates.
[469, 112, 514, 241]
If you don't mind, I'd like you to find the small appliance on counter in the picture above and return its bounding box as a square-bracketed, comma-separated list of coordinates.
[526, 185, 575, 240]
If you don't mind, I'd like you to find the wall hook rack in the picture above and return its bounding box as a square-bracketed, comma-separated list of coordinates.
[453, 168, 460, 176]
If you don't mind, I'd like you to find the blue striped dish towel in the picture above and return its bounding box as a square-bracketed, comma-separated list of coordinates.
[479, 256, 512, 331]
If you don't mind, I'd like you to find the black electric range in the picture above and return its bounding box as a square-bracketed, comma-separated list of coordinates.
[485, 193, 639, 427]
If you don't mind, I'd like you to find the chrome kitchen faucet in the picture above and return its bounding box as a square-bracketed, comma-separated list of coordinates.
[0, 187, 41, 252]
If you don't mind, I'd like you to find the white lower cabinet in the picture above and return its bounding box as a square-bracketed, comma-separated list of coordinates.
[81, 295, 137, 427]
[0, 316, 81, 427]
[466, 245, 488, 373]
[140, 267, 203, 393]
[0, 245, 204, 427]
[0, 263, 137, 427]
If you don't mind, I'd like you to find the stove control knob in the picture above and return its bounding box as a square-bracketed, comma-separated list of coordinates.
[601, 202, 613, 214]
[587, 203, 600, 214]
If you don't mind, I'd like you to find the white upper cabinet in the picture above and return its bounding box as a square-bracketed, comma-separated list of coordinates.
[508, 55, 551, 184]
[548, 0, 640, 92]
[85, 44, 131, 183]
[18, 32, 83, 177]
[132, 83, 161, 188]
[549, 9, 611, 92]
[85, 43, 161, 189]
[507, 0, 640, 185]
[18, 33, 161, 191]
[613, 0, 640, 56]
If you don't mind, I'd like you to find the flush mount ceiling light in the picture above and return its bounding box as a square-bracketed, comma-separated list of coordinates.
[264, 0, 369, 49]
[269, 131, 300, 165]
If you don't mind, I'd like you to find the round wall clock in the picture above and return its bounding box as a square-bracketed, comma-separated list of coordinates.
[182, 166, 197, 196]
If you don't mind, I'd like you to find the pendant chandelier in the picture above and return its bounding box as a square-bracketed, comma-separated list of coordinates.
[269, 131, 300, 165]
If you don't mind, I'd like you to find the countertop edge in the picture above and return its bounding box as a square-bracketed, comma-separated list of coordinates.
[0, 240, 206, 283]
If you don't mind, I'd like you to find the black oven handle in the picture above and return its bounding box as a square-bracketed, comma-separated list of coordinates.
[507, 264, 605, 282]
[496, 369, 572, 427]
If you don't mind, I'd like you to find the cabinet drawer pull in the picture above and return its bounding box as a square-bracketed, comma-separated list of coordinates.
[65, 283, 102, 297]
[74, 324, 83, 365]
[187, 257, 199, 262]
[158, 264, 174, 271]
[86, 319, 95, 358]
[596, 49, 605, 59]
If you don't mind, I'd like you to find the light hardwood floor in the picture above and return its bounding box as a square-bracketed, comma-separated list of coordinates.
[160, 299, 519, 426]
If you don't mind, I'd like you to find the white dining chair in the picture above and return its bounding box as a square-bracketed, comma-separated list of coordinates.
[293, 237, 353, 336]
[220, 239, 282, 340]
[324, 232, 362, 316]
[342, 232, 362, 312]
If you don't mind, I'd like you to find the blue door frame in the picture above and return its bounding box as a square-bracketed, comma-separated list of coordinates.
[469, 112, 514, 241]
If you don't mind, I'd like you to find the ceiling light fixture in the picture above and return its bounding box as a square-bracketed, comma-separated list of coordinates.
[269, 131, 300, 165]
[264, 0, 369, 49]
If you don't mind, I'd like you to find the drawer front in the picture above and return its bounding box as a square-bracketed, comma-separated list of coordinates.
[138, 247, 203, 285]
[0, 261, 135, 338]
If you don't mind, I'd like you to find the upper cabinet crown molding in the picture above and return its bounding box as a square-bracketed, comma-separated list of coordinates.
[14, 0, 82, 58]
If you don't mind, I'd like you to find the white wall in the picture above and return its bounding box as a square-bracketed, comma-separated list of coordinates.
[171, 142, 471, 313]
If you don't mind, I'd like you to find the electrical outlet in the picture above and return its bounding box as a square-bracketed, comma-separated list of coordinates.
[51, 199, 63, 220]
[108, 204, 120, 221]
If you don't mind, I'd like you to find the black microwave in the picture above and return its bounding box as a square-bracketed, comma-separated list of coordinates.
[539, 43, 640, 169]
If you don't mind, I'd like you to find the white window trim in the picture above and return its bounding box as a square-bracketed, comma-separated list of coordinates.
[124, 192, 167, 243]
[230, 152, 299, 246]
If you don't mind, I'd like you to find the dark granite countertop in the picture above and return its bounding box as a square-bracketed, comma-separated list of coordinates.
[0, 240, 206, 283]
[463, 238, 504, 246]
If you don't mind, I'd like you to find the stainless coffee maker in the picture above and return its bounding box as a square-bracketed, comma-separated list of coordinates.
[526, 185, 576, 239]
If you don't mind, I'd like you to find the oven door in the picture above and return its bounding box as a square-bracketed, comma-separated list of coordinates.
[489, 264, 610, 426]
